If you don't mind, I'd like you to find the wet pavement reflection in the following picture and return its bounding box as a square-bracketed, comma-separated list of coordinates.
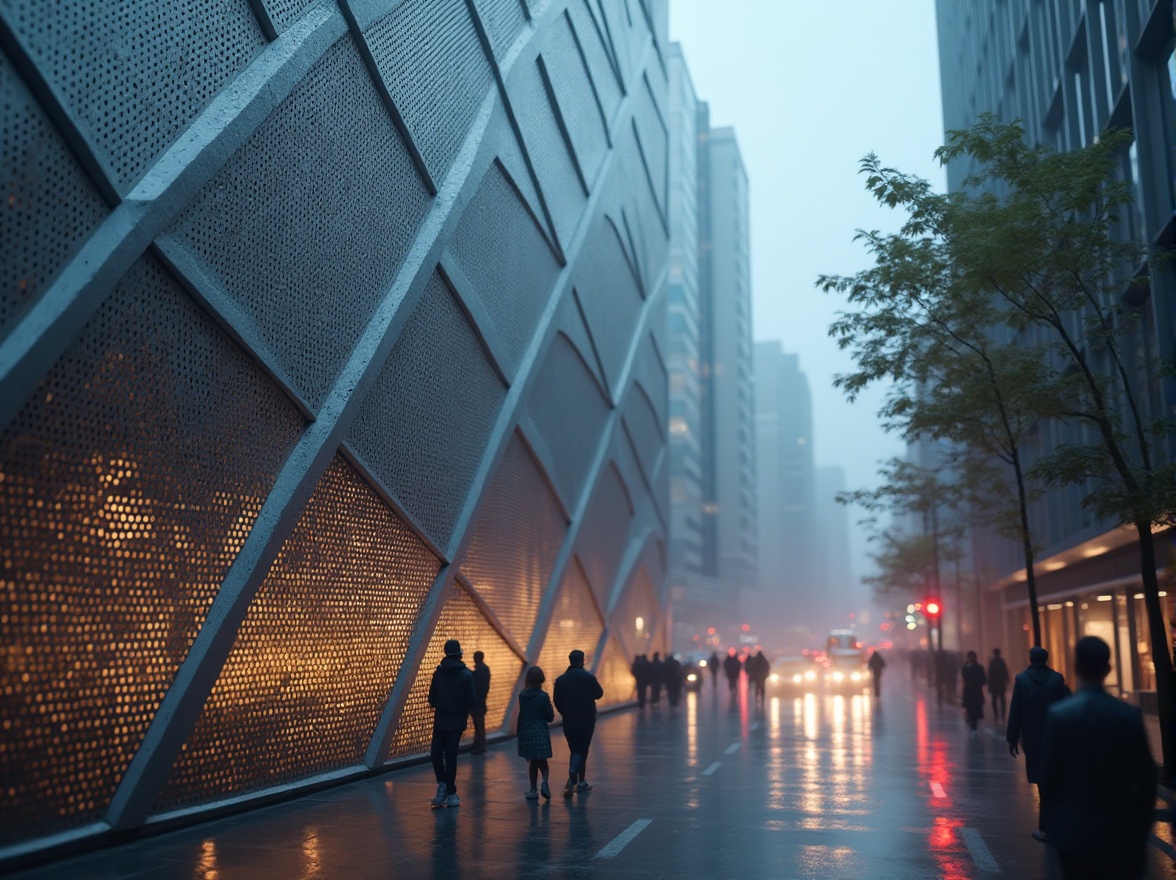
[11, 672, 1175, 879]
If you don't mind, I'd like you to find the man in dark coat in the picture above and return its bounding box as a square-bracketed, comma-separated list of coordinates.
[1006, 645, 1070, 839]
[631, 654, 650, 707]
[1041, 636, 1156, 880]
[867, 649, 886, 697]
[649, 652, 664, 704]
[747, 650, 770, 707]
[708, 650, 721, 690]
[664, 654, 683, 707]
[960, 650, 987, 736]
[428, 639, 477, 808]
[470, 650, 491, 754]
[987, 647, 1010, 723]
[723, 648, 742, 695]
[553, 649, 603, 797]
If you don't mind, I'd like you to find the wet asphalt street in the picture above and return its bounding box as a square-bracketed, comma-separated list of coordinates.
[12, 671, 1176, 879]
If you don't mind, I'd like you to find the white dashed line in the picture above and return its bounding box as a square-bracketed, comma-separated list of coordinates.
[595, 818, 653, 859]
[724, 742, 741, 755]
[959, 827, 1000, 872]
[930, 782, 947, 798]
[701, 761, 721, 776]
[750, 721, 761, 731]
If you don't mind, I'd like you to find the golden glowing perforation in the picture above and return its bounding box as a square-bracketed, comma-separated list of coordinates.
[459, 435, 566, 650]
[0, 256, 303, 844]
[387, 583, 523, 760]
[155, 456, 440, 812]
[612, 566, 659, 660]
[596, 635, 635, 707]
[537, 557, 603, 681]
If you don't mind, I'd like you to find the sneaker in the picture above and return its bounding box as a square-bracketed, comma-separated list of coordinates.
[430, 783, 448, 806]
[576, 781, 592, 792]
[541, 781, 551, 801]
[445, 793, 461, 808]
[563, 779, 575, 798]
[524, 789, 539, 800]
[1031, 830, 1047, 842]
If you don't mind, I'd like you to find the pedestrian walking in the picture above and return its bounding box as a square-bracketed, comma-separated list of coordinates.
[867, 648, 886, 697]
[553, 649, 603, 797]
[723, 648, 742, 695]
[707, 650, 721, 690]
[960, 650, 987, 737]
[631, 654, 650, 707]
[516, 665, 554, 801]
[987, 647, 1009, 723]
[649, 652, 664, 704]
[664, 653, 683, 707]
[470, 650, 490, 754]
[1006, 645, 1071, 840]
[1040, 636, 1156, 880]
[427, 639, 476, 808]
[747, 650, 770, 707]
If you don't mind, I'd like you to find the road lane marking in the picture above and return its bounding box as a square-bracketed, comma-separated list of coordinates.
[930, 782, 947, 798]
[701, 761, 721, 776]
[750, 721, 760, 731]
[596, 819, 653, 859]
[959, 827, 1000, 872]
[724, 742, 741, 755]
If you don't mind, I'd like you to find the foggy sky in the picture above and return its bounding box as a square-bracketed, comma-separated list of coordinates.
[669, 0, 947, 600]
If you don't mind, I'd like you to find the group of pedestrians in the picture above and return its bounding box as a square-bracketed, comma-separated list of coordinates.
[425, 639, 603, 808]
[630, 651, 683, 707]
[952, 638, 1157, 879]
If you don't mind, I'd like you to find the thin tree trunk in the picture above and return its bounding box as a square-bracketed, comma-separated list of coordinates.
[1011, 451, 1041, 645]
[1135, 520, 1175, 786]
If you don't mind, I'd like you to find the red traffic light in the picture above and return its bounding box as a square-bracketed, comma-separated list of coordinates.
[925, 600, 941, 618]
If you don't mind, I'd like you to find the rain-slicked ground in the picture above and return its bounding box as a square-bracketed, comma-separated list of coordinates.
[11, 670, 1175, 879]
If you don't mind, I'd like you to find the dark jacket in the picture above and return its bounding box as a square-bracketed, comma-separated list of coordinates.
[987, 655, 1009, 693]
[1006, 663, 1070, 782]
[1041, 686, 1156, 874]
[723, 654, 742, 681]
[517, 687, 555, 725]
[472, 660, 491, 714]
[960, 661, 987, 716]
[748, 652, 770, 684]
[553, 665, 603, 731]
[868, 652, 886, 673]
[428, 656, 476, 732]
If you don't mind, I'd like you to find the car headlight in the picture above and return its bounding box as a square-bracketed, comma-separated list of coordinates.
[792, 674, 802, 684]
[804, 670, 816, 681]
[769, 673, 779, 683]
[698, 660, 707, 668]
[851, 671, 863, 682]
[832, 671, 845, 682]
[686, 673, 697, 682]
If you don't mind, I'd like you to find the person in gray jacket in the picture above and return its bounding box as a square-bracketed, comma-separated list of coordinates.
[1006, 646, 1070, 839]
[427, 639, 477, 808]
[1041, 636, 1156, 880]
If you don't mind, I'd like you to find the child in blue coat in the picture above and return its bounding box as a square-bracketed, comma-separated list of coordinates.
[516, 665, 554, 800]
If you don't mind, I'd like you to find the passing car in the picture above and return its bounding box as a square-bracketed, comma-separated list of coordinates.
[767, 655, 819, 692]
[678, 652, 708, 692]
[824, 629, 868, 691]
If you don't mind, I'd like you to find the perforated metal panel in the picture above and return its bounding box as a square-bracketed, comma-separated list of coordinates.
[543, 14, 608, 185]
[448, 162, 560, 378]
[0, 256, 303, 843]
[154, 456, 440, 811]
[576, 464, 633, 604]
[635, 333, 668, 425]
[568, 0, 621, 125]
[387, 583, 524, 759]
[612, 565, 658, 658]
[460, 434, 566, 648]
[0, 51, 109, 341]
[595, 634, 634, 706]
[536, 556, 603, 678]
[0, 0, 266, 191]
[471, 0, 528, 61]
[347, 272, 505, 550]
[574, 217, 643, 392]
[524, 333, 609, 507]
[511, 60, 587, 248]
[632, 74, 668, 210]
[260, 0, 315, 33]
[164, 36, 433, 411]
[621, 383, 662, 482]
[365, 0, 493, 184]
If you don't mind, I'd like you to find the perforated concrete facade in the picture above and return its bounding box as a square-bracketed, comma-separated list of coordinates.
[0, 0, 669, 861]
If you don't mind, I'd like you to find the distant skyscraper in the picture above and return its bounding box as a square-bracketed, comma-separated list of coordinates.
[815, 465, 853, 624]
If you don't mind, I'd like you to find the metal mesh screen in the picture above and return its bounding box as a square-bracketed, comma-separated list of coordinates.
[0, 50, 109, 341]
[470, 0, 527, 61]
[163, 36, 432, 411]
[365, 0, 492, 184]
[387, 583, 523, 759]
[595, 634, 634, 707]
[347, 272, 505, 551]
[448, 162, 560, 378]
[460, 434, 567, 649]
[612, 566, 658, 658]
[0, 0, 266, 191]
[0, 256, 303, 843]
[633, 75, 668, 210]
[543, 14, 608, 185]
[154, 455, 440, 811]
[568, 0, 621, 124]
[635, 333, 668, 424]
[510, 60, 587, 248]
[524, 333, 609, 507]
[260, 0, 315, 33]
[574, 218, 643, 393]
[622, 384, 662, 482]
[536, 556, 603, 679]
[576, 464, 632, 604]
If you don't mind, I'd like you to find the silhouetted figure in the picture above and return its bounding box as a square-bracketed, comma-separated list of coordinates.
[708, 651, 721, 690]
[664, 654, 683, 706]
[553, 649, 603, 797]
[867, 649, 886, 697]
[987, 648, 1009, 723]
[1041, 636, 1156, 880]
[631, 654, 650, 707]
[428, 639, 476, 808]
[723, 648, 742, 694]
[516, 665, 554, 801]
[960, 650, 987, 737]
[1007, 645, 1070, 839]
[747, 650, 769, 707]
[648, 652, 664, 704]
[470, 650, 490, 754]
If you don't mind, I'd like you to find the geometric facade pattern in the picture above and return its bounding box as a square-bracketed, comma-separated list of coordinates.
[0, 0, 670, 861]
